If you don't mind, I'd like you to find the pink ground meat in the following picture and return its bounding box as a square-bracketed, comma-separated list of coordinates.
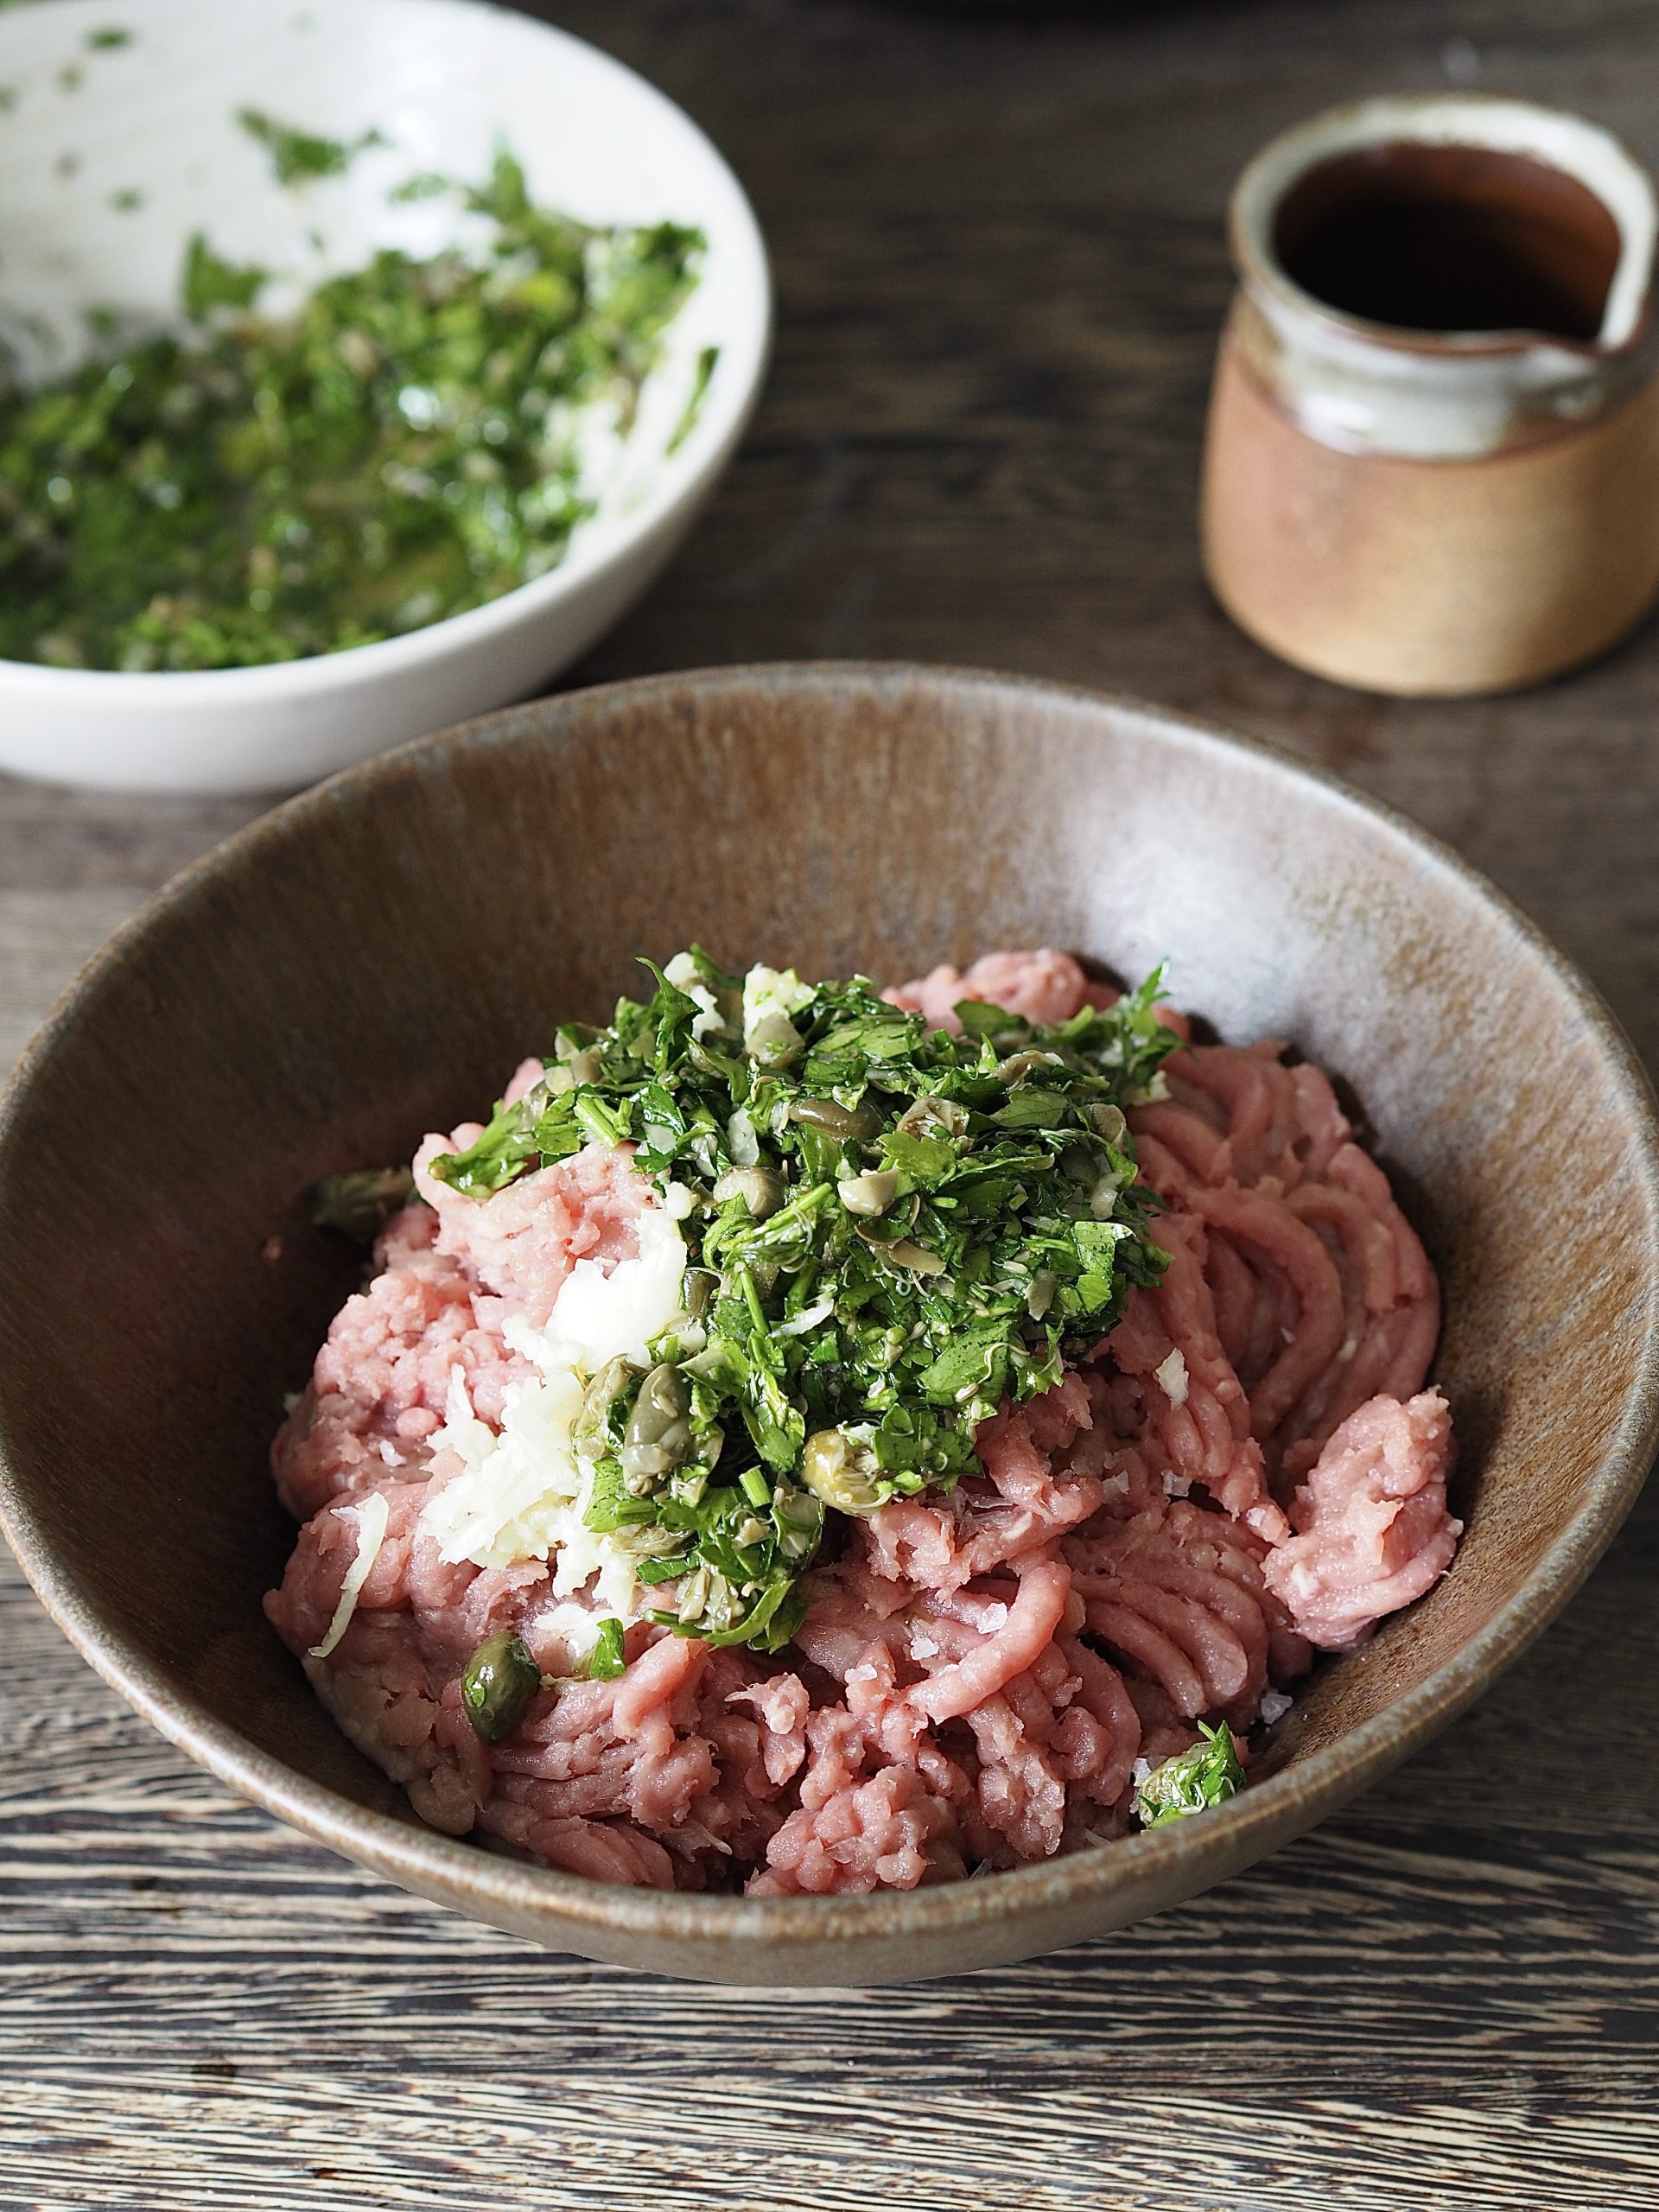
[266, 948, 1459, 1896]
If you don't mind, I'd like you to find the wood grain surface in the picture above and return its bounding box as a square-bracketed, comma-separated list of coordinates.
[3, 0, 1657, 2205]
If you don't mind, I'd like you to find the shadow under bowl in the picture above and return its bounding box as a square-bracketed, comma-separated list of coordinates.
[1, 663, 1656, 1984]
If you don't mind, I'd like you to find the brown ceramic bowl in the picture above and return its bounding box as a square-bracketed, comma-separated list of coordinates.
[2, 664, 1656, 1985]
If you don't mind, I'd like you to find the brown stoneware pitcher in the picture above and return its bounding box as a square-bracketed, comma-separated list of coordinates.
[1203, 94, 1659, 696]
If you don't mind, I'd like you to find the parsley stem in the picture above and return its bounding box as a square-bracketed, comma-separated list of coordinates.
[739, 1262, 768, 1336]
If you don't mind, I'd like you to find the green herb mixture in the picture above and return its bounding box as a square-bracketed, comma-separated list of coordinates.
[0, 148, 704, 671]
[1131, 1721, 1245, 1826]
[237, 106, 386, 187]
[430, 951, 1181, 1656]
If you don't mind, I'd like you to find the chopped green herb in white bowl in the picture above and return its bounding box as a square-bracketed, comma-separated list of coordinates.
[0, 0, 769, 790]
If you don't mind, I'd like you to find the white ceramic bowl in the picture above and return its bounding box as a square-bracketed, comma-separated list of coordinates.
[0, 0, 770, 791]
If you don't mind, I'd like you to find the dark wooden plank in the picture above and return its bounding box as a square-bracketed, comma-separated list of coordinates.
[2, 1, 1657, 2206]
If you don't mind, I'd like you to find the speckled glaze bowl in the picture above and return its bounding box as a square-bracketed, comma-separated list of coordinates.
[2, 664, 1656, 1985]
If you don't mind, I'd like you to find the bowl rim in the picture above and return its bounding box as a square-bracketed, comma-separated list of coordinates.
[0, 0, 773, 699]
[3, 659, 1657, 1956]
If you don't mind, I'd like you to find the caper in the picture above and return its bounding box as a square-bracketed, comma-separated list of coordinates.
[1084, 1102, 1127, 1145]
[746, 1010, 804, 1070]
[789, 1096, 880, 1141]
[799, 1427, 886, 1515]
[688, 1037, 737, 1081]
[883, 1239, 946, 1276]
[712, 1165, 786, 1220]
[772, 1483, 824, 1560]
[676, 1564, 712, 1624]
[995, 1048, 1063, 1085]
[1060, 1143, 1099, 1187]
[626, 1361, 690, 1446]
[553, 1031, 605, 1085]
[851, 1188, 918, 1248]
[575, 1355, 635, 1454]
[461, 1630, 541, 1745]
[896, 1095, 968, 1141]
[621, 1363, 692, 1485]
[837, 1168, 900, 1217]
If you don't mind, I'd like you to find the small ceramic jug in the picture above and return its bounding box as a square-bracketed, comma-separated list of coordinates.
[1203, 94, 1659, 696]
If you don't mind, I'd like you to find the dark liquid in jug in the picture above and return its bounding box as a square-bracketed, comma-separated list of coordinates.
[1273, 142, 1622, 340]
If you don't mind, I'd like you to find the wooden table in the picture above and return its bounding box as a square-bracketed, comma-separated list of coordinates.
[3, 3, 1657, 2205]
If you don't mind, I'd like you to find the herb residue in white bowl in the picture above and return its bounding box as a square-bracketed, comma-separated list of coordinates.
[0, 137, 706, 671]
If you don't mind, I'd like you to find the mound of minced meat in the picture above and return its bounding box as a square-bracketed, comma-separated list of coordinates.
[267, 950, 1458, 1892]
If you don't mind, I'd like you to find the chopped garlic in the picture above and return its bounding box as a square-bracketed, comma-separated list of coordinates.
[309, 1491, 391, 1658]
[535, 1599, 607, 1662]
[419, 1363, 587, 1572]
[726, 1107, 760, 1166]
[1154, 1347, 1189, 1408]
[741, 963, 815, 1051]
[416, 1191, 686, 1612]
[664, 951, 731, 1040]
[534, 1201, 686, 1373]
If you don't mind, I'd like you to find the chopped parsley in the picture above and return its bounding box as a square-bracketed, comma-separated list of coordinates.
[665, 342, 719, 454]
[0, 147, 703, 671]
[586, 1618, 628, 1681]
[237, 107, 385, 187]
[311, 1166, 416, 1242]
[1132, 1721, 1246, 1827]
[433, 951, 1179, 1654]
